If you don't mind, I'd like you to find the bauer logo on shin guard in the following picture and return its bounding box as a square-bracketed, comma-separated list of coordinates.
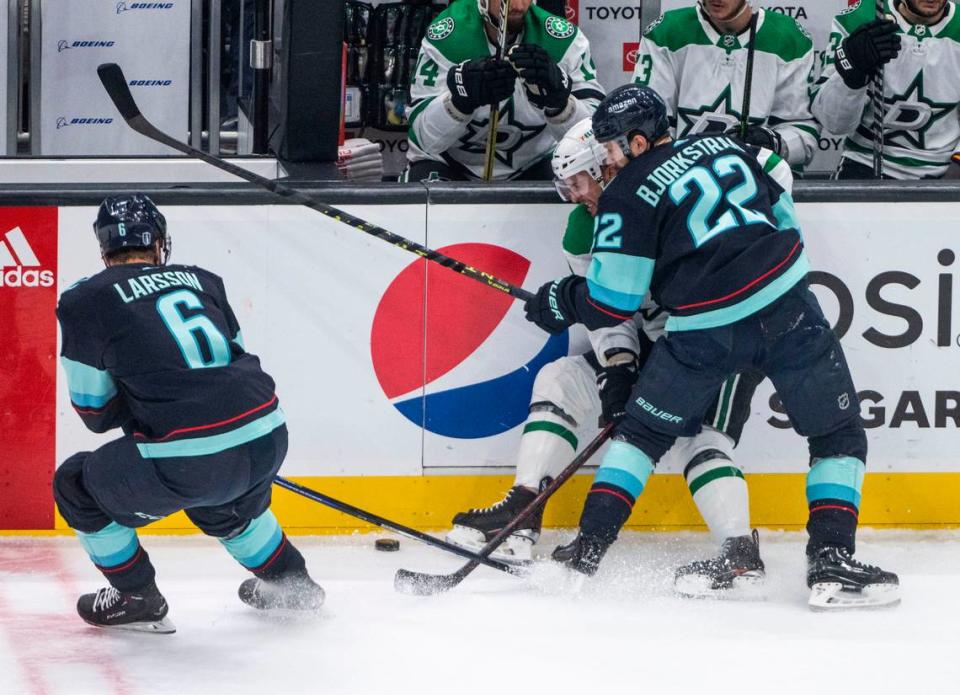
[634, 395, 683, 424]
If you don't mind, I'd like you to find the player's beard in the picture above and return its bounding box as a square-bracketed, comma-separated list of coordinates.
[699, 0, 750, 24]
[901, 0, 948, 19]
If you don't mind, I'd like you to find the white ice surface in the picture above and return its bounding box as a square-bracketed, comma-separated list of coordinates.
[0, 530, 958, 695]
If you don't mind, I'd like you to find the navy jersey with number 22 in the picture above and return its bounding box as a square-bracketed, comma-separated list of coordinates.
[580, 134, 807, 333]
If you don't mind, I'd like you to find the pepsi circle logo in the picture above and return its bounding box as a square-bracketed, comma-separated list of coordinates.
[371, 243, 568, 439]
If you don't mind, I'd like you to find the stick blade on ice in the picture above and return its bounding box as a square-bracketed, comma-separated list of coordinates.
[394, 568, 466, 596]
[97, 63, 142, 122]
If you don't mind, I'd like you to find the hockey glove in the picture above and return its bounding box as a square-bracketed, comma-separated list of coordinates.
[524, 276, 580, 335]
[597, 351, 639, 427]
[733, 124, 785, 158]
[835, 18, 901, 90]
[506, 44, 572, 113]
[446, 57, 517, 115]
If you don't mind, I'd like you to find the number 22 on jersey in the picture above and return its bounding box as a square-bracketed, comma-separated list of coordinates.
[669, 154, 774, 247]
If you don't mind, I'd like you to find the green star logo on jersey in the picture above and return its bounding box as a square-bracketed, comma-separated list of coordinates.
[459, 100, 546, 168]
[676, 85, 757, 136]
[882, 71, 956, 150]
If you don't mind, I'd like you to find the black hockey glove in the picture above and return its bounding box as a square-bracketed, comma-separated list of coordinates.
[597, 352, 639, 427]
[506, 43, 572, 113]
[524, 276, 580, 335]
[733, 124, 785, 157]
[446, 57, 517, 115]
[835, 18, 901, 90]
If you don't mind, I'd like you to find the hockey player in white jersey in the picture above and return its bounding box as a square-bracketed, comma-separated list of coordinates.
[446, 118, 766, 596]
[812, 0, 960, 179]
[404, 0, 604, 181]
[633, 0, 819, 169]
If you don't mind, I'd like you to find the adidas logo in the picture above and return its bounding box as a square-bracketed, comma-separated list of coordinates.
[0, 227, 55, 287]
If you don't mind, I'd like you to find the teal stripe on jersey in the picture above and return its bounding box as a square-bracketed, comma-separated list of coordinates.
[136, 408, 285, 459]
[593, 440, 654, 499]
[807, 456, 865, 507]
[77, 522, 138, 568]
[61, 357, 118, 408]
[219, 510, 283, 568]
[772, 192, 801, 232]
[586, 253, 654, 312]
[666, 252, 809, 332]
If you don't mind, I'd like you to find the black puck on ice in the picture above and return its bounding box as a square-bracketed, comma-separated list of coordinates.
[375, 538, 400, 552]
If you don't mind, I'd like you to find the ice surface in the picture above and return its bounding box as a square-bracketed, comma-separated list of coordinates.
[1, 529, 957, 695]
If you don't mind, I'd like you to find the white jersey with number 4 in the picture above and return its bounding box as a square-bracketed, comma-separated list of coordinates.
[812, 0, 960, 179]
[406, 0, 604, 180]
[633, 7, 819, 168]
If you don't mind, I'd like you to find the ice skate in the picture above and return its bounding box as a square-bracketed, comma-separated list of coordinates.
[674, 529, 765, 598]
[551, 533, 608, 578]
[76, 582, 175, 634]
[239, 569, 325, 611]
[807, 546, 900, 611]
[446, 486, 543, 565]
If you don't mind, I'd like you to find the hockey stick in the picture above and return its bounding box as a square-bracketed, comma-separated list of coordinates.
[481, 0, 511, 181]
[394, 422, 616, 596]
[871, 0, 886, 178]
[95, 63, 533, 303]
[739, 10, 758, 139]
[273, 476, 526, 576]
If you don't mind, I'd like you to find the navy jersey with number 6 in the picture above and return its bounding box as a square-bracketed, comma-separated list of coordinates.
[57, 263, 283, 459]
[579, 134, 806, 332]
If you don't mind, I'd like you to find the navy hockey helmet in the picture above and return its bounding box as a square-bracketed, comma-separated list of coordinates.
[591, 84, 669, 161]
[94, 194, 171, 265]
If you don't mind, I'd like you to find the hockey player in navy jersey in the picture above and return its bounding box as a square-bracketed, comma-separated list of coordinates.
[54, 195, 324, 633]
[523, 85, 900, 610]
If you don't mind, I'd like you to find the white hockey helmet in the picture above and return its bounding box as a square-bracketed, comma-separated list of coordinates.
[552, 117, 604, 201]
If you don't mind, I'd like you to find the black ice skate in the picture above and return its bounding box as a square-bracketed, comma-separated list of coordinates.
[807, 545, 900, 611]
[446, 486, 543, 564]
[551, 533, 609, 577]
[674, 529, 766, 598]
[238, 570, 325, 611]
[76, 582, 175, 634]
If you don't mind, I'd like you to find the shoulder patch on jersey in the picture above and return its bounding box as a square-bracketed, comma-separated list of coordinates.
[643, 8, 711, 50]
[643, 14, 665, 37]
[755, 10, 813, 61]
[427, 17, 455, 42]
[840, 1, 862, 16]
[545, 15, 575, 40]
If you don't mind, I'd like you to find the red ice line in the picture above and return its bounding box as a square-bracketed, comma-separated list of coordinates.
[0, 545, 134, 695]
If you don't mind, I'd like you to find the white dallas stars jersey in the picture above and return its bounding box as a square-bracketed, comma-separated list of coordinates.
[406, 0, 604, 180]
[813, 0, 960, 179]
[633, 7, 818, 168]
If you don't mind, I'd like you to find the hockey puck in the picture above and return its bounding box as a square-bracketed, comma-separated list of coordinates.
[375, 538, 400, 552]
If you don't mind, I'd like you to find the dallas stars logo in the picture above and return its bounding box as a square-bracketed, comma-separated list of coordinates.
[676, 85, 761, 136]
[459, 100, 545, 168]
[882, 71, 956, 150]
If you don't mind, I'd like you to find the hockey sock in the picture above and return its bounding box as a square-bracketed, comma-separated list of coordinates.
[805, 456, 865, 556]
[76, 522, 156, 592]
[684, 449, 750, 543]
[514, 412, 580, 490]
[579, 440, 654, 546]
[219, 509, 306, 579]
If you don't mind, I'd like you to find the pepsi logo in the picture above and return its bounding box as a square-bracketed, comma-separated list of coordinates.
[371, 243, 568, 439]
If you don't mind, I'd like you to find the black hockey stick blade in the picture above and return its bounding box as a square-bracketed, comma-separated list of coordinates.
[96, 63, 533, 302]
[394, 423, 616, 596]
[272, 477, 527, 576]
[98, 63, 142, 122]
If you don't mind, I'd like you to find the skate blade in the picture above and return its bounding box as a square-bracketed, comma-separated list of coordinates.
[808, 581, 901, 611]
[85, 615, 177, 634]
[445, 526, 533, 566]
[674, 571, 766, 600]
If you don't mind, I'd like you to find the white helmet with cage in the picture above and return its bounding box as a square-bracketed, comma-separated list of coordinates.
[551, 117, 603, 201]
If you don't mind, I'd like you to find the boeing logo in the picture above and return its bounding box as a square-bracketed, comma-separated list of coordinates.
[128, 80, 173, 87]
[116, 1, 175, 13]
[58, 40, 116, 52]
[57, 117, 115, 129]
